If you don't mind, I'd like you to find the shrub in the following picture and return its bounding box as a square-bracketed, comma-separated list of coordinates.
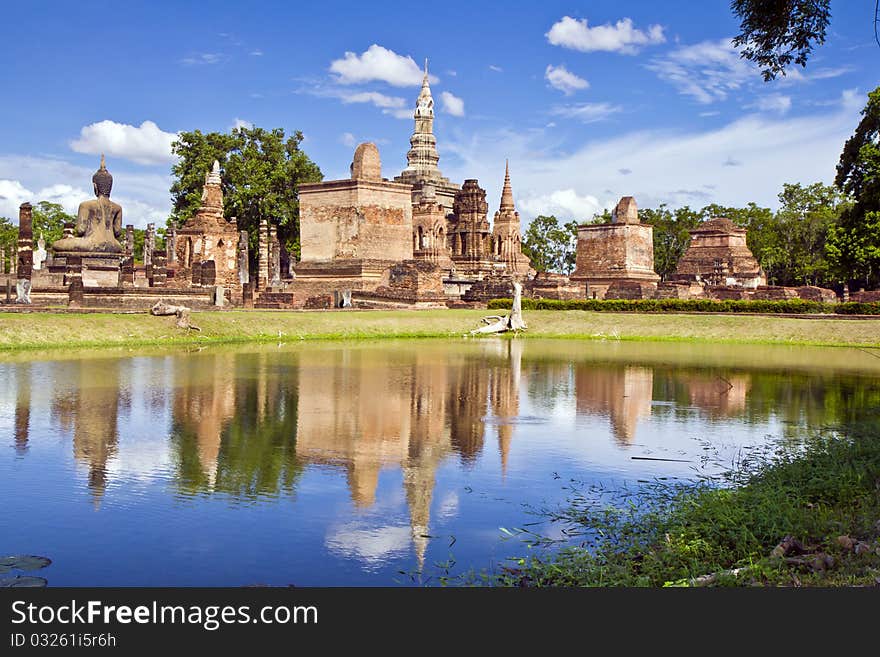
[485, 298, 880, 315]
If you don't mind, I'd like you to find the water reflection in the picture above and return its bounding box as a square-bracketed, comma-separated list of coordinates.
[3, 340, 880, 584]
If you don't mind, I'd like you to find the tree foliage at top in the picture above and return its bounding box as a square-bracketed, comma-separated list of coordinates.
[731, 0, 832, 80]
[521, 215, 578, 274]
[170, 125, 323, 258]
[827, 86, 880, 288]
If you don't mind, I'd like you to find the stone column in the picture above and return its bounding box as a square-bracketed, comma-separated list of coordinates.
[66, 255, 83, 307]
[167, 227, 177, 264]
[125, 225, 134, 257]
[268, 223, 281, 286]
[15, 202, 33, 304]
[120, 256, 135, 286]
[144, 223, 155, 266]
[258, 218, 269, 289]
[150, 250, 167, 287]
[238, 230, 250, 285]
[0, 246, 5, 274]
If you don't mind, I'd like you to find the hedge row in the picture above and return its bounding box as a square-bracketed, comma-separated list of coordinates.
[486, 297, 880, 315]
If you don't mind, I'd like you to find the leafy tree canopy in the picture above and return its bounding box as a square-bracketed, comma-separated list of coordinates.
[731, 0, 832, 81]
[521, 215, 578, 274]
[170, 125, 323, 258]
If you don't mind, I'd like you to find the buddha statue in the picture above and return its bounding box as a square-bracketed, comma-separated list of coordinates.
[52, 154, 123, 254]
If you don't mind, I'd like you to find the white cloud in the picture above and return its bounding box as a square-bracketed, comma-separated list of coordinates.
[749, 94, 792, 114]
[646, 38, 753, 104]
[551, 102, 622, 123]
[338, 90, 411, 118]
[329, 44, 434, 87]
[181, 53, 224, 66]
[488, 65, 503, 73]
[231, 118, 253, 131]
[442, 91, 862, 225]
[519, 189, 606, 222]
[545, 64, 589, 95]
[0, 179, 31, 219]
[546, 16, 665, 54]
[70, 120, 178, 166]
[440, 91, 465, 117]
[341, 90, 406, 109]
[302, 85, 412, 119]
[339, 132, 357, 147]
[249, 50, 263, 57]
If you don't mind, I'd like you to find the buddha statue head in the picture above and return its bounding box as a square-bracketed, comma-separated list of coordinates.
[92, 154, 113, 198]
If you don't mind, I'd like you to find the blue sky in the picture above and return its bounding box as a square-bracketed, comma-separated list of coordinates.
[0, 0, 877, 227]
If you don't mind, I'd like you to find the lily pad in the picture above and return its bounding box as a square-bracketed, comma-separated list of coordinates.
[0, 575, 48, 588]
[0, 555, 52, 573]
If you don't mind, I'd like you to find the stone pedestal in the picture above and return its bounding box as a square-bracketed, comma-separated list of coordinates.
[52, 252, 122, 287]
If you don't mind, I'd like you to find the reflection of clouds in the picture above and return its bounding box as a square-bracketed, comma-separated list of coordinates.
[105, 438, 174, 484]
[326, 524, 412, 566]
[437, 491, 459, 520]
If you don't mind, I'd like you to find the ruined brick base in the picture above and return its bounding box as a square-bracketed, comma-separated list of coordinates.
[526, 272, 586, 300]
[355, 260, 448, 307]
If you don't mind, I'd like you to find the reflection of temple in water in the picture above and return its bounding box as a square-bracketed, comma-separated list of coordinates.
[681, 374, 750, 417]
[50, 360, 122, 507]
[10, 341, 524, 570]
[575, 365, 653, 445]
[14, 364, 31, 455]
[171, 352, 239, 489]
[296, 342, 522, 568]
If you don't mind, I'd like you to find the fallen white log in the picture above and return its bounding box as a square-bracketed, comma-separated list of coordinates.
[470, 281, 528, 335]
[150, 301, 201, 331]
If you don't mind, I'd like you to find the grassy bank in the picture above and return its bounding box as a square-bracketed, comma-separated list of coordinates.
[492, 419, 880, 587]
[1, 309, 880, 351]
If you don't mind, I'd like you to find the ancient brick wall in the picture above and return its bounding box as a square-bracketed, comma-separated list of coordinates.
[299, 179, 413, 263]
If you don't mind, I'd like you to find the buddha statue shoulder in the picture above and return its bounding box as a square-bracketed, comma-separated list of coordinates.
[52, 155, 124, 254]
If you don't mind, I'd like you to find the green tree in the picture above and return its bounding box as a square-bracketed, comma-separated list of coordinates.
[641, 205, 702, 280]
[731, 0, 832, 80]
[522, 215, 578, 274]
[0, 216, 16, 272]
[31, 201, 74, 247]
[828, 87, 880, 288]
[170, 125, 322, 259]
[774, 182, 847, 286]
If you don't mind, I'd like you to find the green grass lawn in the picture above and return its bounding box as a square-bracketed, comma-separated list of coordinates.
[0, 309, 879, 351]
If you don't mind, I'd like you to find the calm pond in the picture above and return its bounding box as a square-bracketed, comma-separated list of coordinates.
[3, 339, 879, 586]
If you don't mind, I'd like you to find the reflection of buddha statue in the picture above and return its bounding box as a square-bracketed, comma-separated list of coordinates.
[52, 154, 123, 254]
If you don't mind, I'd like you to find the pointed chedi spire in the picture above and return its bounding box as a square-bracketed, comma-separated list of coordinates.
[396, 58, 444, 184]
[500, 159, 515, 212]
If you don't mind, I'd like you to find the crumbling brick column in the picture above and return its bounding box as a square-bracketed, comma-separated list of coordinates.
[166, 227, 177, 264]
[144, 223, 155, 266]
[150, 250, 167, 287]
[15, 202, 33, 304]
[125, 225, 134, 257]
[269, 222, 281, 286]
[258, 218, 269, 289]
[238, 230, 250, 285]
